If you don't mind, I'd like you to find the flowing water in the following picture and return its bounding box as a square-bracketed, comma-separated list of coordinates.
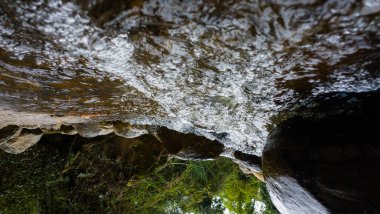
[1, 0, 380, 155]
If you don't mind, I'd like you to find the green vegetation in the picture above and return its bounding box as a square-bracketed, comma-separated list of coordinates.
[121, 158, 278, 214]
[0, 134, 278, 214]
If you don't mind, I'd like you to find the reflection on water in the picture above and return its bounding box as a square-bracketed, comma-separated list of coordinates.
[0, 133, 277, 213]
[1, 0, 379, 154]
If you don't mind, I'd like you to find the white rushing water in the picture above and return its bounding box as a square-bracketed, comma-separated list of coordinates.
[1, 0, 380, 155]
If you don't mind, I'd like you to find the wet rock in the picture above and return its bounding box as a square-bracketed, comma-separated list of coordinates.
[0, 120, 228, 166]
[76, 0, 145, 26]
[263, 91, 380, 214]
[112, 121, 149, 138]
[238, 165, 265, 182]
[0, 125, 21, 144]
[0, 127, 43, 154]
[157, 127, 224, 160]
[233, 151, 264, 181]
[72, 123, 114, 138]
[0, 119, 228, 158]
[233, 151, 262, 172]
[39, 124, 62, 134]
[58, 125, 79, 135]
[0, 109, 92, 128]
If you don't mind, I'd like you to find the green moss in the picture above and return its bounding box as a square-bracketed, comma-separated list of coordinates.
[0, 134, 278, 213]
[118, 158, 278, 214]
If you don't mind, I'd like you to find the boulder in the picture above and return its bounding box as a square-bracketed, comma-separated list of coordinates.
[263, 91, 380, 214]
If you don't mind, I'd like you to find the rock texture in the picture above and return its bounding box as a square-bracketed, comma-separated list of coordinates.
[263, 91, 380, 214]
[0, 110, 261, 179]
[0, 126, 42, 154]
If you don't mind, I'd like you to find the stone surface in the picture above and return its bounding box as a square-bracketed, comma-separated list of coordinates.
[263, 91, 380, 214]
[232, 150, 264, 181]
[0, 128, 43, 154]
[157, 127, 224, 160]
